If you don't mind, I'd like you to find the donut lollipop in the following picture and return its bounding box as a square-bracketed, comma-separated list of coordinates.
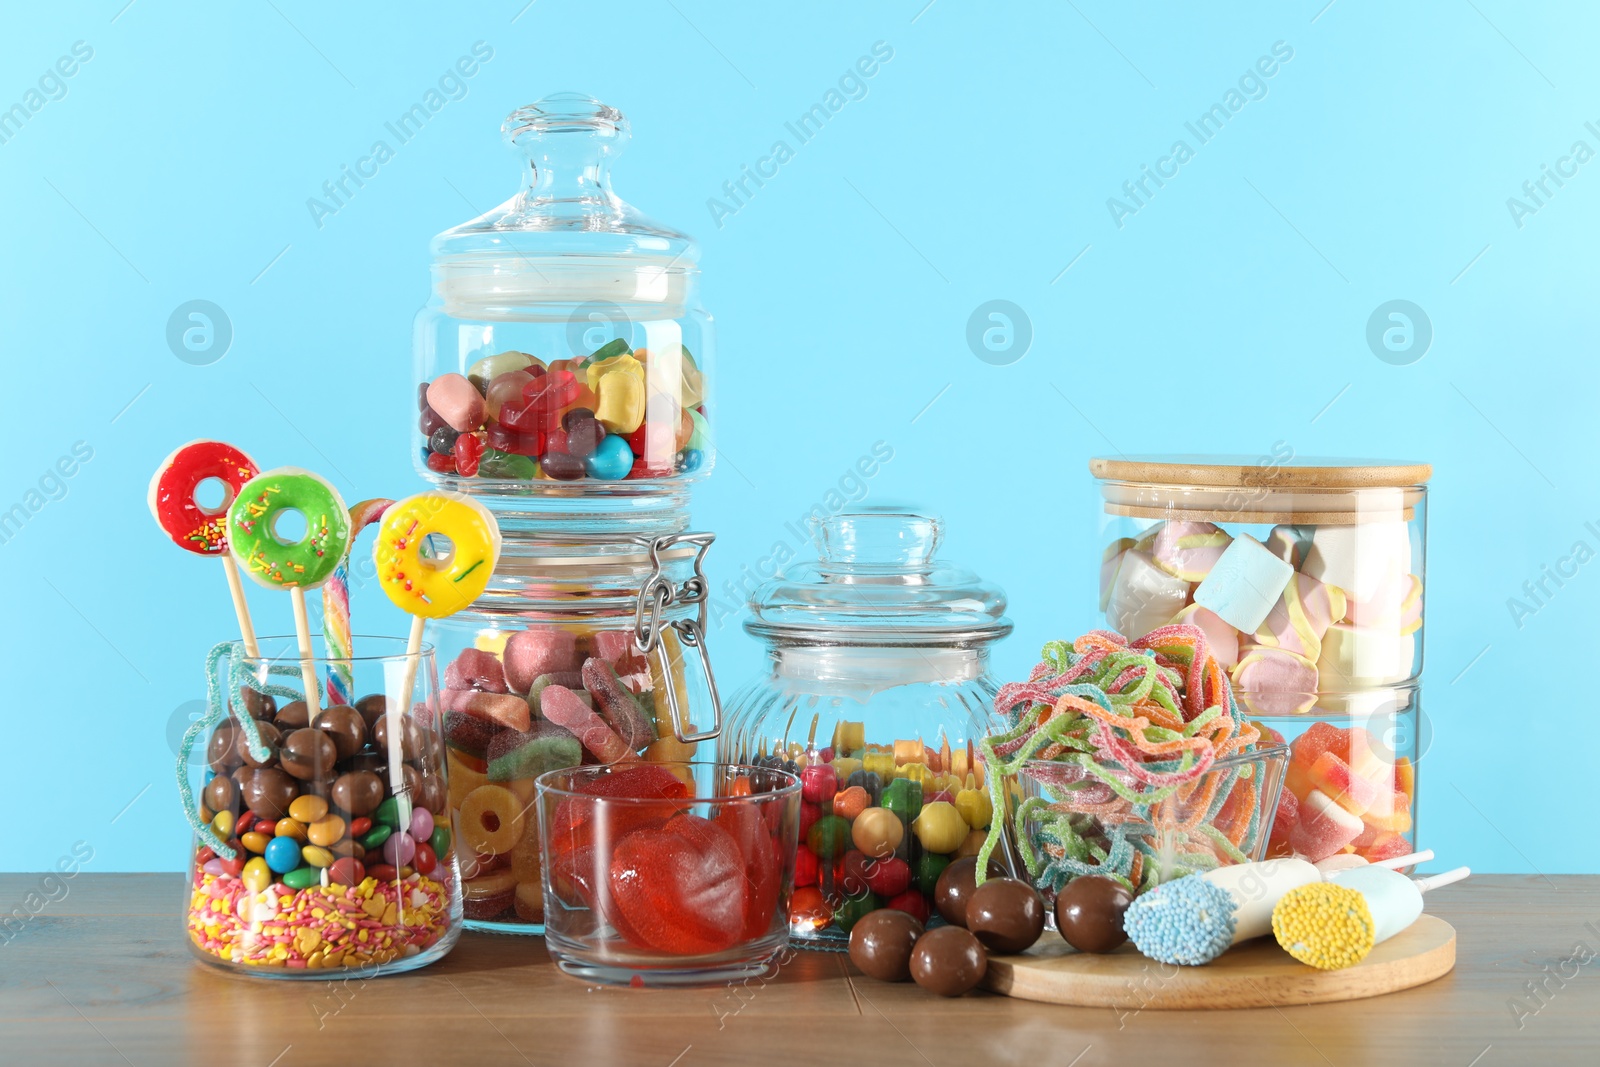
[227, 467, 353, 718]
[148, 440, 261, 656]
[373, 491, 501, 822]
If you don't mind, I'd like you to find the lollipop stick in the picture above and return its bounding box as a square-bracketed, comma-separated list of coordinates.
[387, 614, 425, 827]
[1372, 849, 1434, 870]
[1412, 866, 1471, 893]
[289, 586, 321, 718]
[220, 554, 260, 659]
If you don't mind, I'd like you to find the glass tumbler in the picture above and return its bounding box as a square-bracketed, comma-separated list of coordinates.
[183, 636, 461, 978]
[538, 762, 799, 986]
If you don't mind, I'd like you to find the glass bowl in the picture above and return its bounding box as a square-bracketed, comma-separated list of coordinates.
[537, 762, 799, 986]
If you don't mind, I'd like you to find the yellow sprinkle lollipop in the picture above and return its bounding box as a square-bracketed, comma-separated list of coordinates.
[1271, 882, 1377, 971]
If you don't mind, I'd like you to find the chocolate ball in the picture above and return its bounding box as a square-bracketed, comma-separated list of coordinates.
[416, 770, 447, 816]
[934, 856, 1005, 927]
[202, 774, 239, 814]
[313, 705, 366, 760]
[340, 750, 387, 775]
[206, 721, 243, 774]
[354, 693, 387, 732]
[849, 908, 924, 982]
[371, 715, 421, 762]
[279, 728, 337, 781]
[1055, 874, 1134, 954]
[238, 767, 299, 820]
[235, 687, 277, 721]
[910, 926, 988, 997]
[330, 771, 384, 816]
[966, 877, 1046, 955]
[234, 720, 281, 769]
[273, 700, 312, 732]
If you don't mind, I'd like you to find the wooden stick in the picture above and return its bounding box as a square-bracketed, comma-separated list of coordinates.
[289, 586, 321, 718]
[387, 615, 425, 829]
[220, 555, 260, 659]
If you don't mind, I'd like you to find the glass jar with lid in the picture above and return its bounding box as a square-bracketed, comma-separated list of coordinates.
[719, 507, 1013, 948]
[415, 92, 711, 509]
[1090, 455, 1430, 868]
[425, 531, 723, 933]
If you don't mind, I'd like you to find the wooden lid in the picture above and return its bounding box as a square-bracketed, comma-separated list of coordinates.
[1090, 455, 1432, 489]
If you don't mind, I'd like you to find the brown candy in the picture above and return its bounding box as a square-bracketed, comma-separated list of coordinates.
[206, 721, 243, 774]
[238, 767, 299, 820]
[330, 771, 384, 816]
[371, 715, 421, 763]
[848, 909, 924, 982]
[341, 751, 386, 775]
[201, 774, 239, 814]
[234, 720, 281, 769]
[279, 728, 337, 781]
[354, 693, 387, 732]
[313, 705, 367, 760]
[910, 926, 988, 997]
[273, 700, 312, 732]
[966, 877, 1046, 955]
[236, 687, 277, 721]
[1054, 874, 1134, 954]
[934, 856, 1005, 927]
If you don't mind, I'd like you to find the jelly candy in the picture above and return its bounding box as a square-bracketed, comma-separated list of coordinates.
[864, 856, 911, 898]
[454, 432, 484, 477]
[539, 683, 635, 763]
[484, 369, 537, 421]
[588, 354, 646, 434]
[486, 721, 583, 782]
[502, 370, 579, 433]
[477, 448, 537, 480]
[485, 420, 544, 457]
[1306, 751, 1382, 815]
[539, 451, 586, 481]
[795, 844, 819, 887]
[582, 657, 657, 750]
[832, 891, 881, 934]
[445, 648, 509, 693]
[1288, 789, 1363, 862]
[584, 434, 635, 480]
[801, 764, 838, 804]
[564, 414, 606, 458]
[502, 629, 581, 693]
[426, 373, 485, 432]
[548, 763, 689, 858]
[610, 814, 748, 954]
[807, 814, 852, 859]
[715, 802, 783, 941]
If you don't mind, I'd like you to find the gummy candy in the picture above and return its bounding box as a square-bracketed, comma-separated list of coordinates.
[582, 657, 657, 750]
[609, 814, 747, 954]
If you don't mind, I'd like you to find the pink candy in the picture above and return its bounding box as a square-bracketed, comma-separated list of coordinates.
[444, 648, 508, 693]
[441, 688, 531, 732]
[1170, 603, 1239, 668]
[503, 628, 581, 694]
[1231, 645, 1318, 716]
[425, 373, 485, 433]
[1253, 572, 1346, 660]
[1150, 521, 1232, 582]
[540, 683, 634, 764]
[592, 630, 649, 679]
[1288, 789, 1364, 861]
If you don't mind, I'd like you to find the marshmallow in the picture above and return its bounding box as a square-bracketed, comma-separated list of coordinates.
[1265, 524, 1315, 569]
[1253, 572, 1347, 661]
[1193, 534, 1293, 633]
[1170, 603, 1240, 668]
[1151, 521, 1233, 582]
[1106, 549, 1191, 640]
[1231, 645, 1318, 715]
[1099, 537, 1135, 612]
[1303, 522, 1411, 603]
[1317, 623, 1416, 688]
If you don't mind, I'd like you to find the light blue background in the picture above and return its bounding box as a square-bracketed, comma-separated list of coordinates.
[2, 1, 1592, 874]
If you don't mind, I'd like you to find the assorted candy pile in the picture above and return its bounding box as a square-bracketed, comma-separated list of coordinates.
[1101, 520, 1421, 714]
[440, 624, 699, 926]
[187, 684, 455, 970]
[1267, 721, 1415, 864]
[732, 725, 993, 940]
[543, 764, 787, 957]
[419, 340, 709, 482]
[978, 625, 1270, 898]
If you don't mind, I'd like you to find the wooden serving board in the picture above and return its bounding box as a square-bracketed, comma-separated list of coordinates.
[982, 914, 1456, 1009]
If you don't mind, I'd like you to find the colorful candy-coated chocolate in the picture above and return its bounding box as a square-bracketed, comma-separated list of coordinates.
[281, 866, 321, 890]
[264, 835, 302, 874]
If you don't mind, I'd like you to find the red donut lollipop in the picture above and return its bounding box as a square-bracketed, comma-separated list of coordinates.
[150, 439, 262, 656]
[149, 440, 259, 554]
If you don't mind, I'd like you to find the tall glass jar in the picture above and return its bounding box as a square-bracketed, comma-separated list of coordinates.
[425, 532, 723, 934]
[182, 637, 460, 978]
[1089, 455, 1430, 868]
[414, 93, 712, 518]
[720, 508, 1013, 948]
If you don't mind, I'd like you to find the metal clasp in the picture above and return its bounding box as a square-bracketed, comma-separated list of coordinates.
[633, 532, 722, 745]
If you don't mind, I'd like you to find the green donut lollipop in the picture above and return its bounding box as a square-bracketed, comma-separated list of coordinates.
[227, 467, 352, 589]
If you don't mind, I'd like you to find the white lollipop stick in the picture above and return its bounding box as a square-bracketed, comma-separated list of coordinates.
[289, 586, 321, 719]
[388, 615, 426, 829]
[1412, 866, 1470, 893]
[1372, 849, 1433, 870]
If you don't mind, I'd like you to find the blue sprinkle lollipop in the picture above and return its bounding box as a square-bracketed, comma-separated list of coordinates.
[1122, 875, 1238, 966]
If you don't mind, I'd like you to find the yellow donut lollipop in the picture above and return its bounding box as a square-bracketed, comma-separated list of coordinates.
[374, 492, 502, 618]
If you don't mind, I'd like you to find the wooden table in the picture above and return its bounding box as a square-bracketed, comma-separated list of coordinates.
[3, 874, 1595, 1066]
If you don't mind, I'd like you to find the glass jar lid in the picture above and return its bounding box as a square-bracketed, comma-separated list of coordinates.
[745, 508, 1011, 645]
[430, 92, 697, 319]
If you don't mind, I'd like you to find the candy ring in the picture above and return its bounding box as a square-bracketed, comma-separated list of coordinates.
[374, 492, 501, 618]
[148, 440, 259, 555]
[227, 467, 352, 589]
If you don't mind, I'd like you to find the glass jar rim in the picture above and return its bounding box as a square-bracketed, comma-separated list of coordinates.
[534, 761, 799, 803]
[227, 634, 435, 666]
[1019, 739, 1289, 777]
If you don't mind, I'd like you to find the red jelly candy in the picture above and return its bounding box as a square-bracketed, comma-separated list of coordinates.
[794, 844, 819, 888]
[454, 433, 484, 477]
[798, 801, 821, 842]
[609, 814, 748, 955]
[485, 420, 545, 457]
[715, 801, 782, 941]
[864, 856, 911, 898]
[886, 889, 930, 925]
[503, 370, 579, 433]
[548, 764, 689, 858]
[801, 764, 838, 804]
[426, 451, 454, 473]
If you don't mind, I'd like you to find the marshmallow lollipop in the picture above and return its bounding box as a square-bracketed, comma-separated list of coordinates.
[1122, 859, 1322, 966]
[1272, 865, 1469, 970]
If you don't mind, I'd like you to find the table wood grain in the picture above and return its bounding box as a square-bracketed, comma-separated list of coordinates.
[1, 874, 1595, 1066]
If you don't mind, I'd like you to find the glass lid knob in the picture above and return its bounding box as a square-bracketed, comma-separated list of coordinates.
[814, 507, 943, 574]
